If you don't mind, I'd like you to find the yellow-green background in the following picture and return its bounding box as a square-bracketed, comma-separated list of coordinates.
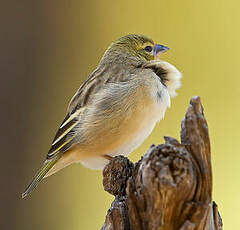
[2, 0, 239, 229]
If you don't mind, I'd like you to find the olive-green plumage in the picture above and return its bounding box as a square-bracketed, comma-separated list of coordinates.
[101, 34, 155, 63]
[22, 34, 181, 198]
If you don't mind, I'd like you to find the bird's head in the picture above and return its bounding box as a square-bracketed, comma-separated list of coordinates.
[101, 34, 169, 64]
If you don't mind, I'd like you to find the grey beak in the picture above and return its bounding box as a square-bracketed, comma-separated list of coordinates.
[154, 44, 170, 57]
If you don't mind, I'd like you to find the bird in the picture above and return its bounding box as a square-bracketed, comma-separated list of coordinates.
[22, 34, 181, 198]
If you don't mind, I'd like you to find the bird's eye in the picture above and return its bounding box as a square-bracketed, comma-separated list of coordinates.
[144, 46, 153, 52]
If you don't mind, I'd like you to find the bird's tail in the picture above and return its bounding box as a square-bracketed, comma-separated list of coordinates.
[22, 155, 60, 199]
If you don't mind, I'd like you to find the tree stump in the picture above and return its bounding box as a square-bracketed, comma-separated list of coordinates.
[101, 96, 223, 230]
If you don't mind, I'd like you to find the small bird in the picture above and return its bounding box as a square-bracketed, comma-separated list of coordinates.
[22, 34, 181, 198]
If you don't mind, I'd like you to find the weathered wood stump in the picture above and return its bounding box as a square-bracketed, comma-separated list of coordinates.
[101, 96, 223, 230]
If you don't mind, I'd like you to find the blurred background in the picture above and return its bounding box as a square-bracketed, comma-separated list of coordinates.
[1, 0, 239, 229]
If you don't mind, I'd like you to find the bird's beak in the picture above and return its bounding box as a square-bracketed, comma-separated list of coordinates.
[153, 44, 170, 58]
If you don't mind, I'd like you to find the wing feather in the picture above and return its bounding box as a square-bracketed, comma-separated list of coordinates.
[47, 111, 81, 159]
[46, 63, 129, 159]
[46, 67, 107, 159]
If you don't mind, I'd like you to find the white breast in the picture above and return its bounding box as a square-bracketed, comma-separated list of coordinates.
[112, 83, 170, 157]
[79, 61, 181, 170]
[80, 82, 171, 170]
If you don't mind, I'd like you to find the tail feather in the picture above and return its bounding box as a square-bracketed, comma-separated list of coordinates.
[22, 156, 60, 199]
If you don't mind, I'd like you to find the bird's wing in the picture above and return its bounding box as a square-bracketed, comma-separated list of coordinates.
[46, 107, 84, 159]
[47, 67, 108, 159]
